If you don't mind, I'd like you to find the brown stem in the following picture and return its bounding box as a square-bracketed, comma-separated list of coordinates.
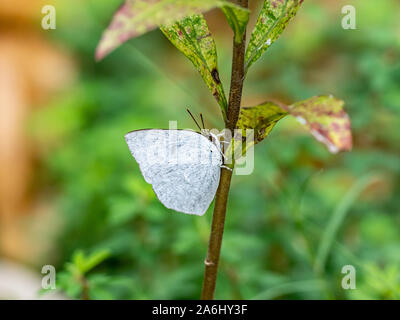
[80, 275, 90, 300]
[226, 4, 248, 132]
[201, 0, 248, 300]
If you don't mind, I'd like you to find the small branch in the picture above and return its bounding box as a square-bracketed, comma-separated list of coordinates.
[201, 0, 248, 300]
[201, 168, 233, 299]
[226, 4, 247, 131]
[80, 275, 90, 300]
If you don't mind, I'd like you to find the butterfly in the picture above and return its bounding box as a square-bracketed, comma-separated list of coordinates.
[124, 112, 227, 216]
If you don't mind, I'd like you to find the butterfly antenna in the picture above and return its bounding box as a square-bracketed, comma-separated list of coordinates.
[200, 113, 206, 130]
[186, 108, 202, 131]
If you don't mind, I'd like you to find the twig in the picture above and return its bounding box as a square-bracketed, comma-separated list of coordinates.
[201, 0, 248, 300]
[80, 275, 90, 300]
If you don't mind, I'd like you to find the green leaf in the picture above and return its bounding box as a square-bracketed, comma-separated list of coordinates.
[237, 95, 353, 153]
[96, 0, 247, 61]
[82, 249, 111, 274]
[245, 0, 304, 72]
[221, 5, 250, 44]
[314, 174, 378, 274]
[237, 101, 288, 146]
[72, 249, 111, 275]
[161, 14, 227, 117]
[233, 100, 286, 159]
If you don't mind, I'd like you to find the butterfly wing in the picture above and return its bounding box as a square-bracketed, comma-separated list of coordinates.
[125, 130, 222, 215]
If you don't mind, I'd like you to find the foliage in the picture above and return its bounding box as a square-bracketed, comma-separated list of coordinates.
[95, 0, 248, 60]
[31, 0, 400, 299]
[237, 95, 352, 153]
[245, 0, 304, 72]
[96, 0, 350, 153]
[221, 4, 250, 44]
[161, 14, 228, 117]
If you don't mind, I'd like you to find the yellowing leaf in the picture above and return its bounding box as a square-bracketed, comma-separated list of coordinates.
[237, 96, 353, 153]
[237, 101, 287, 145]
[161, 15, 227, 117]
[221, 5, 250, 43]
[245, 0, 304, 72]
[288, 96, 352, 153]
[96, 0, 247, 61]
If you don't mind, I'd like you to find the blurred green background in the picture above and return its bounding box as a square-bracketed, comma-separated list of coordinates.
[24, 0, 400, 299]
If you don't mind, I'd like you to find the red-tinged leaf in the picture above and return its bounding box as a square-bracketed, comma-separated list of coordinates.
[237, 95, 353, 153]
[288, 96, 352, 153]
[96, 0, 247, 61]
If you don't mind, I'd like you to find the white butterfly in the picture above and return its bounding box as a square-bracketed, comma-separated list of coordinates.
[125, 129, 225, 216]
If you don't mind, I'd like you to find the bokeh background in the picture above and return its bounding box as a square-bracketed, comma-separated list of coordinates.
[0, 0, 399, 299]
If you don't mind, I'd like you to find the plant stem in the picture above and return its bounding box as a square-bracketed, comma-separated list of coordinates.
[226, 3, 248, 132]
[201, 0, 248, 300]
[201, 168, 232, 299]
[80, 275, 90, 300]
